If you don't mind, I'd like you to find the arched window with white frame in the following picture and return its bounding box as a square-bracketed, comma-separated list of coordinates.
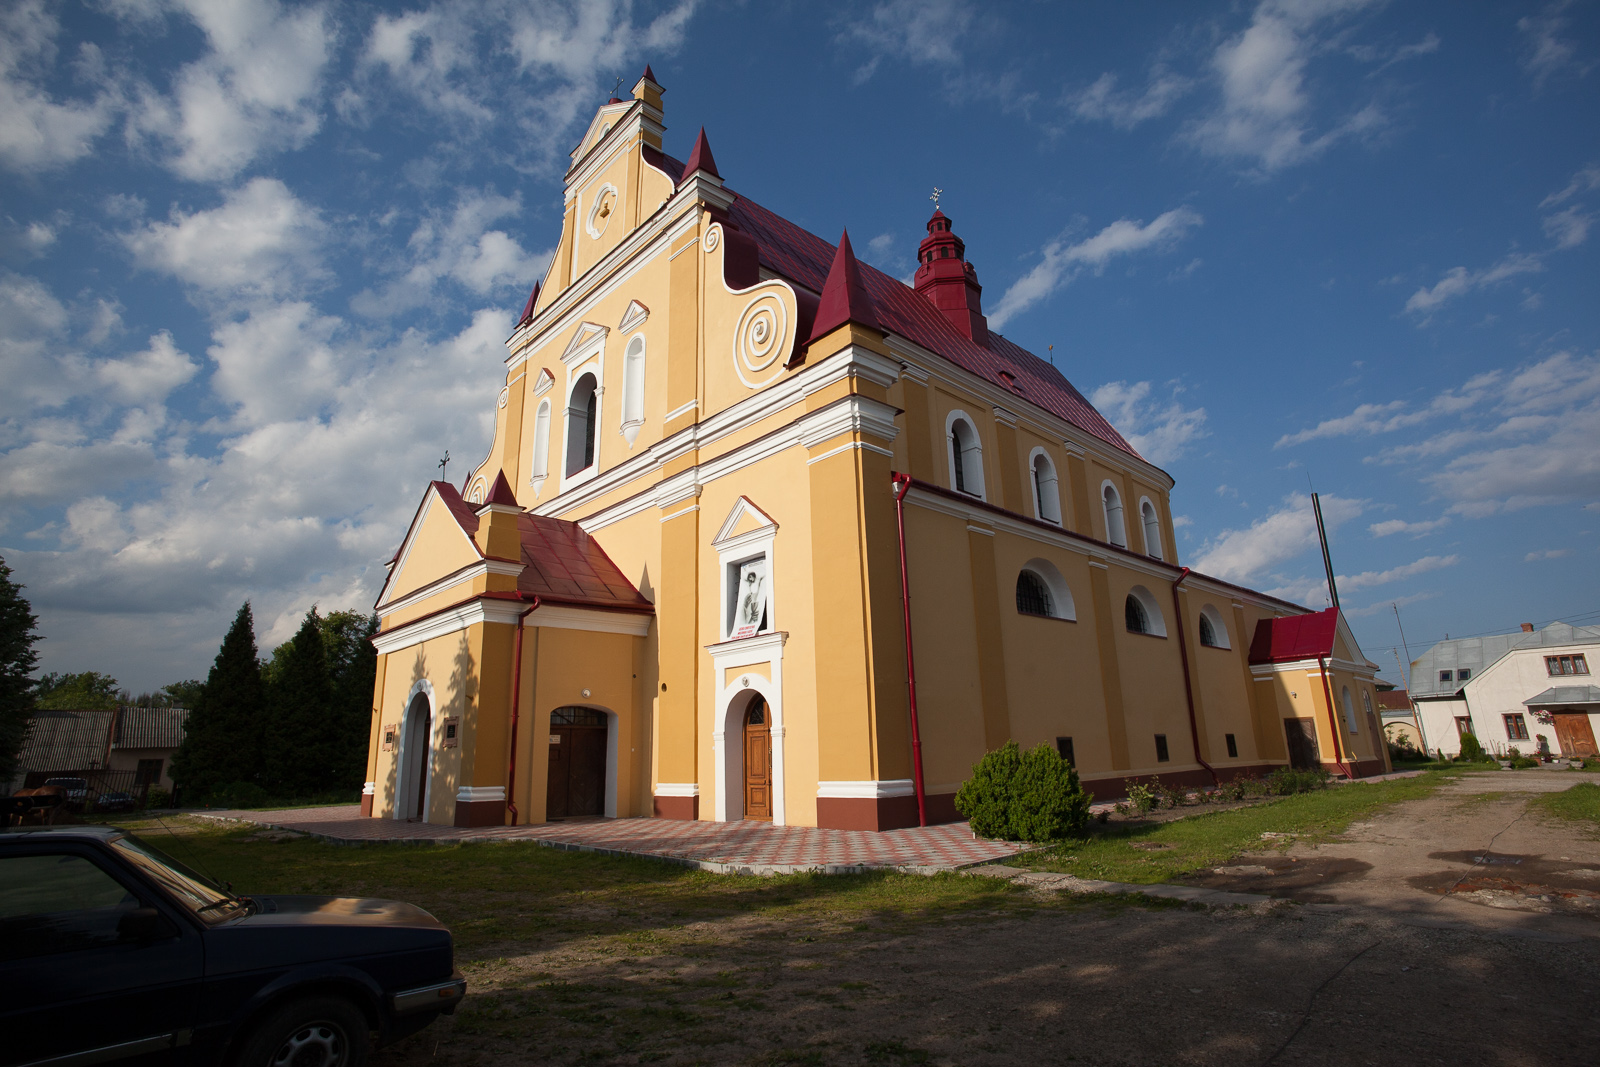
[1015, 558, 1076, 621]
[1124, 585, 1166, 636]
[1102, 482, 1127, 547]
[1197, 604, 1230, 649]
[1029, 448, 1061, 524]
[1140, 497, 1163, 560]
[619, 334, 646, 446]
[529, 399, 551, 492]
[565, 371, 599, 478]
[945, 411, 985, 499]
[1342, 686, 1359, 732]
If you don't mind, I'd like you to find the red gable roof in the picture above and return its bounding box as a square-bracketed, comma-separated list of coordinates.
[515, 514, 654, 612]
[640, 149, 1141, 461]
[1249, 608, 1340, 665]
[1374, 689, 1412, 711]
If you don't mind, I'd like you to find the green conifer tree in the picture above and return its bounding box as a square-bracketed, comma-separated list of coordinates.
[322, 610, 379, 789]
[265, 608, 336, 797]
[170, 603, 266, 800]
[0, 558, 41, 783]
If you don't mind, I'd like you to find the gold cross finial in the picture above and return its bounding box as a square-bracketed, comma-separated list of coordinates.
[930, 187, 943, 209]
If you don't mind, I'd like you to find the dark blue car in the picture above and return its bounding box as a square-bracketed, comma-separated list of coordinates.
[0, 826, 465, 1067]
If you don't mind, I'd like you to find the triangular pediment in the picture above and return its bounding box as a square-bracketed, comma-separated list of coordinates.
[714, 496, 779, 546]
[619, 300, 649, 333]
[532, 367, 555, 397]
[561, 321, 608, 366]
[376, 484, 483, 609]
[575, 100, 636, 161]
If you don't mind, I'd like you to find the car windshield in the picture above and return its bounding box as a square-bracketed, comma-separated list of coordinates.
[109, 833, 243, 921]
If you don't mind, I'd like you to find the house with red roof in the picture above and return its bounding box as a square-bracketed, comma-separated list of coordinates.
[362, 70, 1390, 830]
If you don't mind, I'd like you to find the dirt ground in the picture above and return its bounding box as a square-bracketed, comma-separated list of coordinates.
[378, 772, 1600, 1067]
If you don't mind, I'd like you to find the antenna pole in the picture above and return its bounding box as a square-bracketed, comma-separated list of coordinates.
[1311, 492, 1339, 611]
[1391, 603, 1427, 757]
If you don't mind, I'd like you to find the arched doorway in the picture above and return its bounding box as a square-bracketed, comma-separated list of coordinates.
[546, 707, 608, 819]
[399, 692, 431, 822]
[743, 696, 772, 821]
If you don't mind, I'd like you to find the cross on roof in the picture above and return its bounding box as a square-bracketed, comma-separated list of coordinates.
[929, 187, 943, 208]
[610, 76, 623, 98]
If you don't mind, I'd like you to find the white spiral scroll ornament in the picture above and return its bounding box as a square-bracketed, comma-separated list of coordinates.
[733, 293, 788, 388]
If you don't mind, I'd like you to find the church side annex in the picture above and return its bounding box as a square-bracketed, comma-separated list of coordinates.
[360, 69, 1392, 831]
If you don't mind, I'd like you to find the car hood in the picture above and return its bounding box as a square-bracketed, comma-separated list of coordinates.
[204, 896, 453, 981]
[238, 895, 444, 928]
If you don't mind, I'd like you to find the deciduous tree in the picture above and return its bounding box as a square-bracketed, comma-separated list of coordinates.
[0, 558, 40, 783]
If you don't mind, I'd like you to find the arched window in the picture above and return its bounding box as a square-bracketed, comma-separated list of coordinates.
[620, 335, 645, 445]
[1030, 449, 1061, 524]
[946, 412, 985, 499]
[1140, 498, 1163, 560]
[1198, 604, 1230, 649]
[1125, 585, 1166, 636]
[530, 399, 551, 490]
[565, 372, 598, 477]
[1016, 571, 1053, 617]
[1102, 482, 1126, 547]
[1342, 686, 1359, 732]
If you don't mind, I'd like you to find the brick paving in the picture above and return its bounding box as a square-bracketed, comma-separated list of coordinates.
[193, 805, 1032, 874]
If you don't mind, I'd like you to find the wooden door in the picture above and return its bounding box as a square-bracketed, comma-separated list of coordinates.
[1553, 714, 1598, 758]
[744, 698, 772, 821]
[1285, 718, 1320, 770]
[546, 722, 607, 819]
[546, 728, 570, 819]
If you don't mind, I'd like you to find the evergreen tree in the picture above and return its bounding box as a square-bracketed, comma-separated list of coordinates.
[0, 558, 41, 784]
[323, 610, 379, 789]
[170, 603, 266, 800]
[264, 608, 336, 797]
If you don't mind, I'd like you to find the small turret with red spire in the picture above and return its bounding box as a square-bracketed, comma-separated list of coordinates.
[913, 204, 988, 346]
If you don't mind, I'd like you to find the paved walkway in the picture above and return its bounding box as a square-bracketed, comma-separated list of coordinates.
[193, 805, 1030, 874]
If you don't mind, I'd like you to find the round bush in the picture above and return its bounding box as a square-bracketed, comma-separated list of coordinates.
[955, 741, 1092, 842]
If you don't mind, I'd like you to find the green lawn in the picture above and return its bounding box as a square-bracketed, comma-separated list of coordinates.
[1530, 781, 1600, 830]
[1018, 771, 1450, 884]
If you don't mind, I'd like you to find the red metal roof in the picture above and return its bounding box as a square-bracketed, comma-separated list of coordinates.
[1248, 608, 1340, 664]
[515, 514, 654, 611]
[1374, 689, 1412, 711]
[808, 229, 882, 341]
[640, 150, 1141, 460]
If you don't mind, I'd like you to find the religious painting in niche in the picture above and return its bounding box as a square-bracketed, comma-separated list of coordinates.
[442, 716, 460, 748]
[731, 557, 768, 640]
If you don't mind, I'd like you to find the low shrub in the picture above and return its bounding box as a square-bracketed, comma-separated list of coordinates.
[209, 781, 270, 809]
[1505, 746, 1540, 770]
[144, 787, 171, 809]
[1125, 781, 1156, 815]
[1264, 767, 1330, 795]
[1457, 732, 1489, 763]
[955, 741, 1092, 842]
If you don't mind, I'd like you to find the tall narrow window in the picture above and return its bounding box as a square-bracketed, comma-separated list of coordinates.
[530, 399, 551, 488]
[1154, 734, 1169, 762]
[1198, 614, 1217, 648]
[1031, 450, 1061, 524]
[1141, 499, 1163, 560]
[566, 372, 598, 477]
[1125, 594, 1149, 634]
[1103, 483, 1126, 547]
[1342, 686, 1359, 732]
[1056, 737, 1074, 765]
[620, 335, 645, 445]
[948, 416, 984, 498]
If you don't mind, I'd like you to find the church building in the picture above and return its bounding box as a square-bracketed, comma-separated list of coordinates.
[361, 69, 1391, 831]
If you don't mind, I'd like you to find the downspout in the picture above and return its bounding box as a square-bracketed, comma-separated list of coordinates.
[1170, 568, 1219, 786]
[892, 472, 928, 827]
[505, 596, 541, 825]
[1317, 654, 1354, 779]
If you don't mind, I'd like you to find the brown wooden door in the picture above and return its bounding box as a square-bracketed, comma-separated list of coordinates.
[1553, 714, 1598, 758]
[744, 698, 772, 821]
[546, 724, 607, 819]
[1285, 718, 1320, 770]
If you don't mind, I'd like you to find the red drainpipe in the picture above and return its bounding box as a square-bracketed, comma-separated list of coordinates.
[1170, 568, 1219, 786]
[1317, 653, 1354, 779]
[892, 472, 928, 827]
[504, 596, 541, 825]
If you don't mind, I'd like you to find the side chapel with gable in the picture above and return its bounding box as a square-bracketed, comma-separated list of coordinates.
[362, 69, 1391, 830]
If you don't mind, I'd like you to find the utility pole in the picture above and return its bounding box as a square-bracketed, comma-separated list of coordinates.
[1312, 492, 1340, 611]
[1392, 602, 1427, 756]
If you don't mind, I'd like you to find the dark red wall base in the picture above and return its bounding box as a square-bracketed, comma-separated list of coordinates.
[454, 798, 506, 827]
[359, 794, 373, 818]
[1344, 758, 1388, 778]
[653, 794, 699, 820]
[815, 792, 961, 831]
[1080, 763, 1288, 803]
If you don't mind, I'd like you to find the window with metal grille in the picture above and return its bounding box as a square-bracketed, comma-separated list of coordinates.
[1056, 736, 1074, 765]
[1225, 734, 1238, 758]
[1016, 571, 1053, 617]
[1199, 614, 1217, 647]
[1503, 713, 1530, 741]
[1154, 734, 1169, 762]
[1126, 594, 1149, 634]
[551, 707, 607, 727]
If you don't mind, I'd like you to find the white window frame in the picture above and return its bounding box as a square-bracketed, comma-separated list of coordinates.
[1342, 685, 1359, 733]
[619, 332, 646, 447]
[1126, 584, 1166, 637]
[1028, 447, 1062, 525]
[561, 366, 603, 490]
[529, 398, 551, 496]
[1018, 557, 1076, 621]
[945, 409, 986, 500]
[1139, 496, 1163, 560]
[1102, 480, 1127, 548]
[714, 501, 778, 642]
[1197, 604, 1230, 649]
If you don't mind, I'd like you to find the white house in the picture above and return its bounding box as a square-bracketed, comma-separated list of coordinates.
[1410, 621, 1598, 758]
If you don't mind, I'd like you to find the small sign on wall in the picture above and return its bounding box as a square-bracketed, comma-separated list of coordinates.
[382, 724, 398, 752]
[442, 716, 460, 748]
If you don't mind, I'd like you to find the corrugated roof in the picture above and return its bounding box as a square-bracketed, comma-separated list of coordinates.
[1373, 690, 1412, 711]
[643, 149, 1141, 461]
[1522, 685, 1600, 706]
[1248, 608, 1340, 665]
[1410, 622, 1600, 699]
[516, 513, 654, 612]
[114, 707, 189, 750]
[16, 710, 115, 773]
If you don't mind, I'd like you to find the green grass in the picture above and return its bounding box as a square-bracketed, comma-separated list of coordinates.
[1019, 771, 1450, 884]
[1530, 781, 1600, 829]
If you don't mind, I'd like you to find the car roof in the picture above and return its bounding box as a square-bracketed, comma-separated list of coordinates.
[0, 825, 124, 843]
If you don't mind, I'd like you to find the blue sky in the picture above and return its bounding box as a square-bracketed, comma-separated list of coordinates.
[2, 0, 1596, 693]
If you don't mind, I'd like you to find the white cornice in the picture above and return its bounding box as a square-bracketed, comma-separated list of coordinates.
[706, 629, 788, 660]
[526, 603, 652, 637]
[377, 559, 520, 619]
[817, 779, 915, 799]
[372, 598, 520, 654]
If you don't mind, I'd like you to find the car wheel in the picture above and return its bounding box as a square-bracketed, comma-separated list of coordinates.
[235, 997, 370, 1067]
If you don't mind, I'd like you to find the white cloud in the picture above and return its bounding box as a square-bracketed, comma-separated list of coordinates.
[1541, 164, 1600, 208]
[1542, 205, 1593, 249]
[1518, 2, 1586, 88]
[990, 207, 1202, 327]
[1088, 380, 1208, 466]
[128, 0, 333, 181]
[1368, 517, 1449, 538]
[0, 1, 118, 172]
[1525, 548, 1571, 562]
[1338, 554, 1460, 592]
[96, 331, 197, 405]
[1067, 67, 1193, 129]
[207, 302, 347, 427]
[839, 0, 972, 84]
[1276, 378, 1492, 447]
[122, 177, 326, 298]
[1184, 0, 1386, 172]
[1192, 491, 1363, 584]
[1344, 590, 1437, 618]
[1403, 252, 1544, 318]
